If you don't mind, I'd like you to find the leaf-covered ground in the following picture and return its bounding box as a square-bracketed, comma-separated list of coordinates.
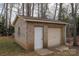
[0, 37, 38, 56]
[0, 36, 79, 56]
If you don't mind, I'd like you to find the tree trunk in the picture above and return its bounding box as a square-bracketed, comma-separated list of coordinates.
[22, 3, 24, 16]
[26, 3, 31, 17]
[41, 3, 43, 18]
[71, 3, 78, 45]
[38, 3, 40, 18]
[9, 4, 13, 27]
[53, 3, 58, 20]
[43, 3, 48, 19]
[17, 3, 20, 15]
[58, 3, 63, 20]
[32, 3, 34, 17]
[5, 3, 8, 35]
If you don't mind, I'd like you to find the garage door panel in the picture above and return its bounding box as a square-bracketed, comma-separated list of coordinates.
[48, 28, 61, 47]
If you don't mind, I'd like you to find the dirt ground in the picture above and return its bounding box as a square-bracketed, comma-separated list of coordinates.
[0, 36, 79, 56]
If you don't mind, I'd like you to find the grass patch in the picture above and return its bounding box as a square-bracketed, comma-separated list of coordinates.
[0, 37, 27, 55]
[0, 36, 77, 56]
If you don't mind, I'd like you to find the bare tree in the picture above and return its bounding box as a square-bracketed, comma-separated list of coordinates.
[53, 3, 58, 20]
[58, 3, 63, 20]
[9, 4, 13, 27]
[17, 3, 20, 15]
[43, 3, 48, 18]
[40, 3, 48, 18]
[71, 3, 78, 45]
[5, 3, 8, 35]
[32, 3, 34, 17]
[22, 3, 24, 16]
[41, 3, 43, 18]
[38, 3, 40, 18]
[26, 3, 31, 17]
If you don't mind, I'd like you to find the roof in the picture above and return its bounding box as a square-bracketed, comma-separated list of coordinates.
[13, 15, 68, 25]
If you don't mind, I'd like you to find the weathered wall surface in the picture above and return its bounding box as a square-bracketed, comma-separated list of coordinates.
[14, 17, 27, 49]
[27, 22, 65, 50]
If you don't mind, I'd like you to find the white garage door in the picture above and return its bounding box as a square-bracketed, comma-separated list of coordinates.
[34, 27, 43, 50]
[48, 28, 61, 47]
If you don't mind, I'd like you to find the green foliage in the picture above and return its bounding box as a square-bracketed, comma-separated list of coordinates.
[63, 16, 69, 22]
[0, 16, 14, 36]
[76, 16, 79, 35]
[7, 26, 14, 36]
[60, 15, 69, 22]
[0, 37, 25, 55]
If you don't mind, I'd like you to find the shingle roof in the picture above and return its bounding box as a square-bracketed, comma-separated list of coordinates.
[13, 15, 68, 25]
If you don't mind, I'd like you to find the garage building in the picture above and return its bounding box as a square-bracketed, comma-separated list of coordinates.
[13, 16, 67, 50]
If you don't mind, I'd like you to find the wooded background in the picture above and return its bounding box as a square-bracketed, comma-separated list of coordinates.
[0, 3, 79, 45]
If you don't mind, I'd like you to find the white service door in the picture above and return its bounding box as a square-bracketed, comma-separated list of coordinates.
[34, 27, 43, 50]
[48, 28, 61, 47]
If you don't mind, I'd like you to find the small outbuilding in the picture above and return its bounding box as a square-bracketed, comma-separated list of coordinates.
[13, 16, 67, 50]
